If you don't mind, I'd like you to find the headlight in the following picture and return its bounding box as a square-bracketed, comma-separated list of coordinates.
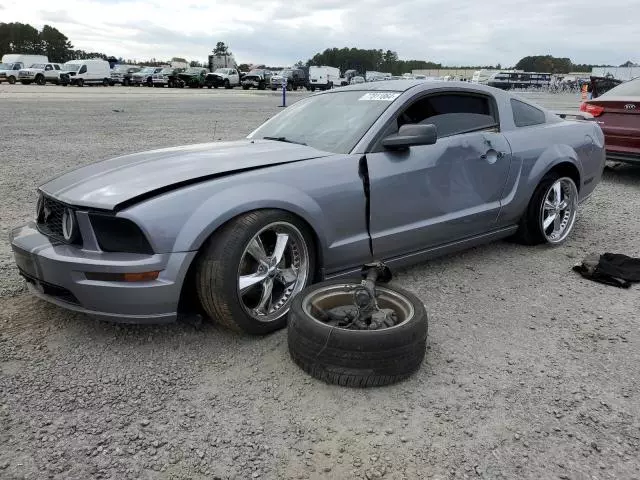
[35, 194, 44, 222]
[62, 208, 78, 242]
[89, 213, 154, 254]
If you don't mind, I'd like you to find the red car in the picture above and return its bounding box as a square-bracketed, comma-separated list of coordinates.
[580, 76, 640, 164]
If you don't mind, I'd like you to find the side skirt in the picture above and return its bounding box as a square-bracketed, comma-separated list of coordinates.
[323, 225, 519, 280]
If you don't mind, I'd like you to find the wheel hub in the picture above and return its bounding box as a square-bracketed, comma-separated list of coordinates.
[540, 177, 578, 244]
[237, 222, 309, 323]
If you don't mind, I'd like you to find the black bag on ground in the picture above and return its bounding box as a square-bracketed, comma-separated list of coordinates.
[573, 252, 640, 288]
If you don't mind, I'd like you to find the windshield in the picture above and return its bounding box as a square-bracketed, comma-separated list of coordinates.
[214, 68, 229, 74]
[159, 68, 173, 74]
[0, 63, 11, 69]
[247, 90, 401, 154]
[29, 64, 46, 69]
[279, 70, 292, 76]
[602, 77, 640, 97]
[63, 64, 81, 72]
[185, 67, 202, 74]
[248, 69, 264, 75]
[139, 67, 155, 73]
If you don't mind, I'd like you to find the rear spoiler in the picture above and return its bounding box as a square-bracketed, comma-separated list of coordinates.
[553, 110, 594, 121]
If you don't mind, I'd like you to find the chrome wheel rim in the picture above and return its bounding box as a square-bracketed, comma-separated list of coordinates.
[540, 177, 578, 244]
[301, 283, 415, 331]
[237, 222, 310, 323]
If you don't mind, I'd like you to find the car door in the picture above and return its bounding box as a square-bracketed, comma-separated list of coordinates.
[365, 90, 513, 260]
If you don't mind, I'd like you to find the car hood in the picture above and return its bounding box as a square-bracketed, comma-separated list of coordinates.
[39, 139, 333, 210]
[19, 69, 42, 74]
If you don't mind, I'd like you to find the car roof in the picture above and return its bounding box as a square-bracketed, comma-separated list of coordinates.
[333, 79, 507, 95]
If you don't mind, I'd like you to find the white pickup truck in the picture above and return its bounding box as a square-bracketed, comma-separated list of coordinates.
[17, 63, 65, 85]
[206, 67, 241, 89]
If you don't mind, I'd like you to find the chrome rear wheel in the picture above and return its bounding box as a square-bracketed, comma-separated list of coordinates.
[540, 177, 578, 244]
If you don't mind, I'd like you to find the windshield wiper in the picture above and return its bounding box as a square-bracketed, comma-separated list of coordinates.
[263, 136, 307, 146]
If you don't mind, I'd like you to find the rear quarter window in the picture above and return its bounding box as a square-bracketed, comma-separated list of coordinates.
[511, 99, 546, 127]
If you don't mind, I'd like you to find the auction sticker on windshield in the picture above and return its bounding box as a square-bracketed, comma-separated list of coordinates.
[359, 92, 401, 101]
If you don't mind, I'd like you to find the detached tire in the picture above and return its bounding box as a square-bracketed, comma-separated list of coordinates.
[287, 279, 428, 387]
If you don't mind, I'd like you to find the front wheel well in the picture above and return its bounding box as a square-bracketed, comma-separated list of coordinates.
[176, 208, 324, 317]
[546, 162, 581, 192]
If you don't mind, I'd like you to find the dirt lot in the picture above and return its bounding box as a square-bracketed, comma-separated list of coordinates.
[1, 85, 639, 480]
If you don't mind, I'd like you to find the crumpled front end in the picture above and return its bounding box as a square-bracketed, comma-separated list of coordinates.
[9, 195, 195, 324]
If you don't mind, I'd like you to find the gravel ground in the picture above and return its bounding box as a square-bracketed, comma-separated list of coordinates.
[1, 85, 639, 480]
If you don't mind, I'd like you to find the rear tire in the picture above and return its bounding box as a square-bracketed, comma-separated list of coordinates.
[195, 210, 316, 335]
[287, 279, 428, 387]
[512, 173, 579, 245]
[224, 79, 231, 89]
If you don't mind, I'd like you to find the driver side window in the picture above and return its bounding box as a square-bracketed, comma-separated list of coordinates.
[78, 65, 87, 74]
[395, 92, 499, 139]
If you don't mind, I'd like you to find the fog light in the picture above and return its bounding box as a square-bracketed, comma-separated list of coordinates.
[85, 271, 160, 282]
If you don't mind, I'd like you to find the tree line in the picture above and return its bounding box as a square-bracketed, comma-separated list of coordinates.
[0, 22, 110, 63]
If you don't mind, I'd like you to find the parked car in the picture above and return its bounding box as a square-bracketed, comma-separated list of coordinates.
[0, 54, 49, 84]
[17, 63, 64, 85]
[110, 65, 141, 86]
[580, 76, 640, 164]
[204, 67, 241, 89]
[269, 68, 307, 91]
[152, 67, 186, 88]
[178, 67, 208, 88]
[9, 81, 605, 335]
[60, 59, 112, 87]
[350, 76, 365, 85]
[241, 69, 273, 90]
[131, 67, 164, 87]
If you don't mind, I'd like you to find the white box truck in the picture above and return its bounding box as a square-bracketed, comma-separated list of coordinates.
[308, 66, 341, 91]
[60, 59, 111, 87]
[0, 54, 49, 84]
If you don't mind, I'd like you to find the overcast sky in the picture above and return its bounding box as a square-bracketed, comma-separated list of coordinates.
[2, 0, 638, 67]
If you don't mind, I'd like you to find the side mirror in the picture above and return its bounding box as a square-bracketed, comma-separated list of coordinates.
[382, 124, 437, 150]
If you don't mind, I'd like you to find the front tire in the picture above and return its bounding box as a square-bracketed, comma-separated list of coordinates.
[224, 79, 231, 89]
[36, 75, 45, 85]
[8, 76, 16, 84]
[195, 210, 316, 335]
[513, 173, 578, 245]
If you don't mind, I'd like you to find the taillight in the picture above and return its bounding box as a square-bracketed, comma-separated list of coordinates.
[580, 102, 604, 117]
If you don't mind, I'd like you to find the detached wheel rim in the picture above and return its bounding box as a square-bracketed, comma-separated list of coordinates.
[237, 222, 309, 323]
[301, 283, 415, 330]
[540, 177, 578, 243]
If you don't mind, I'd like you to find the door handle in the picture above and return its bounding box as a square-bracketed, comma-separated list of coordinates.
[480, 150, 506, 160]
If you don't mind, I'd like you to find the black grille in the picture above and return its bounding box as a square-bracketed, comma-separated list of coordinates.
[36, 195, 81, 245]
[19, 269, 80, 305]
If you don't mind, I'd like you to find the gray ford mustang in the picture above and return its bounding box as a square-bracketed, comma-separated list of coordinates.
[10, 80, 605, 334]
